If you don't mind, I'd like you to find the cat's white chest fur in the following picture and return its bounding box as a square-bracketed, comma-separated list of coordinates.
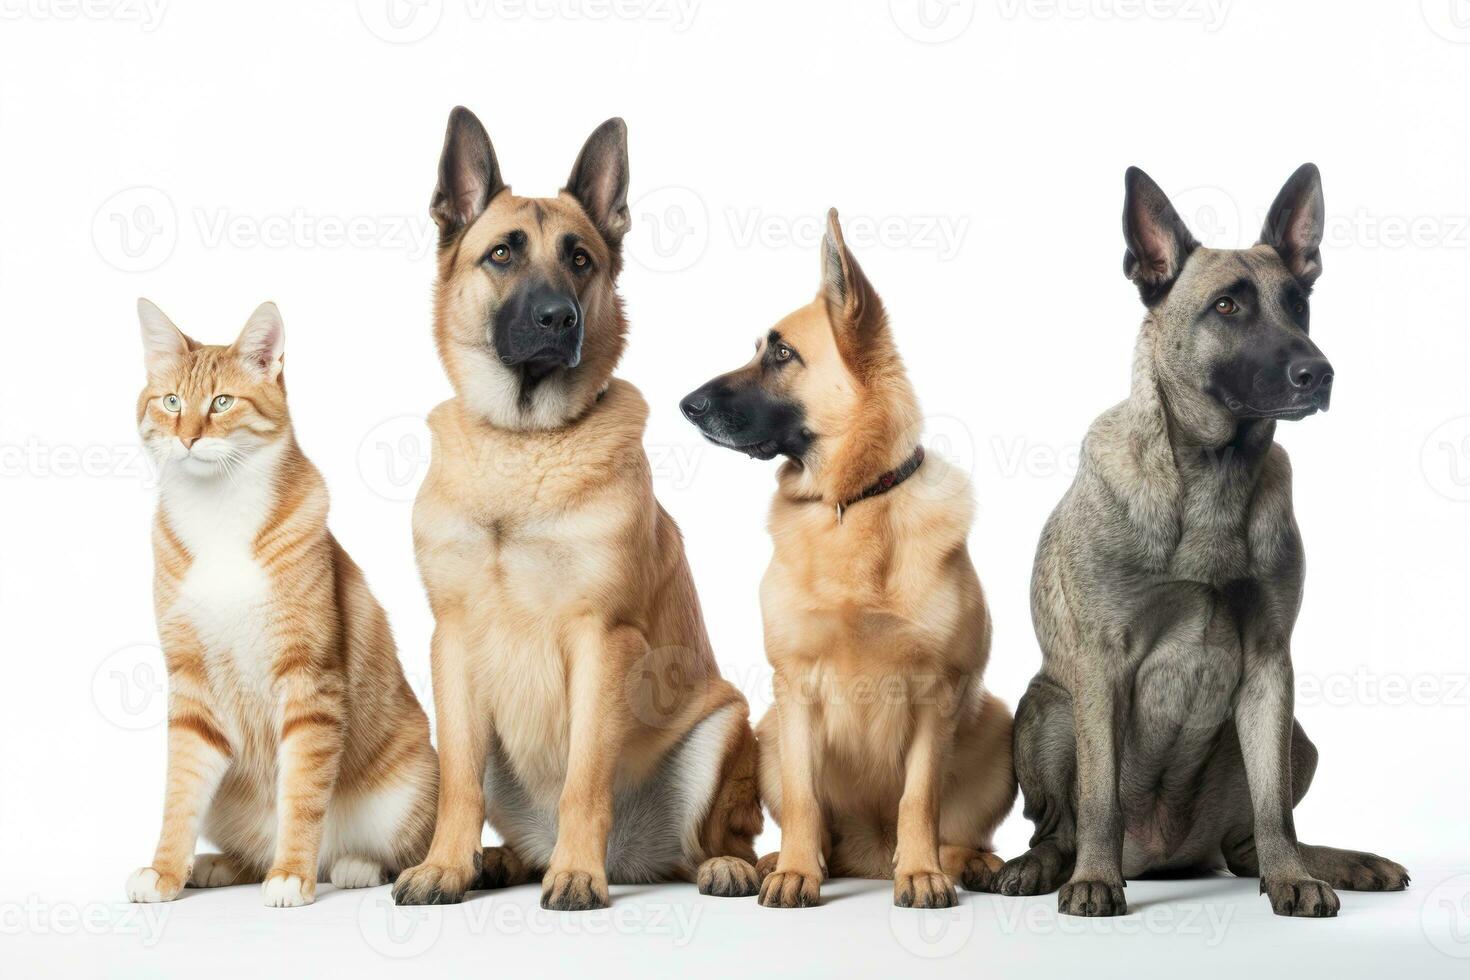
[160, 448, 279, 693]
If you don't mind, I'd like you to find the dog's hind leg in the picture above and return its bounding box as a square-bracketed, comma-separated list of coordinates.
[1217, 724, 1408, 893]
[990, 677, 1077, 897]
[940, 690, 1017, 891]
[1298, 845, 1410, 892]
[478, 846, 536, 889]
[693, 706, 763, 897]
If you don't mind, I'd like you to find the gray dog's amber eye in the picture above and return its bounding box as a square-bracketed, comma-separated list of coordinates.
[1214, 297, 1238, 315]
[488, 244, 511, 265]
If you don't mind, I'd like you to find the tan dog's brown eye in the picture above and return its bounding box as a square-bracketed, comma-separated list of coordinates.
[1214, 297, 1238, 315]
[775, 344, 793, 362]
[572, 248, 591, 269]
[488, 244, 511, 265]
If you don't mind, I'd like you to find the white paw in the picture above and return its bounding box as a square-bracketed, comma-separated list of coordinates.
[262, 872, 314, 908]
[126, 867, 181, 903]
[190, 854, 241, 888]
[329, 856, 385, 889]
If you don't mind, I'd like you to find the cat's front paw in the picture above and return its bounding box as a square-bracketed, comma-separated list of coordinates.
[262, 870, 315, 908]
[127, 867, 184, 903]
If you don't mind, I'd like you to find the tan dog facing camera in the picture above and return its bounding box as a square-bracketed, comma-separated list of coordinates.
[392, 108, 761, 910]
[681, 210, 1016, 908]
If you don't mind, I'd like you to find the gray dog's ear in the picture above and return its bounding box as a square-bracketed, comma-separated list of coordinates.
[431, 106, 505, 243]
[1259, 163, 1325, 287]
[1122, 167, 1199, 305]
[565, 118, 631, 248]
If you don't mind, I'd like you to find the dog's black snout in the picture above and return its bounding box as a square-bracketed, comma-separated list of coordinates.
[533, 296, 579, 332]
[1288, 356, 1334, 392]
[680, 394, 710, 420]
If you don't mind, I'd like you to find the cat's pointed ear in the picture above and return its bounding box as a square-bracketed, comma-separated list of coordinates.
[234, 302, 286, 383]
[138, 298, 196, 377]
[431, 106, 505, 243]
[1122, 166, 1199, 304]
[564, 117, 630, 248]
[1258, 163, 1325, 287]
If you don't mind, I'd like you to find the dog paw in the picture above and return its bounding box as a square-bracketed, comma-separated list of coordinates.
[478, 847, 527, 890]
[1262, 877, 1340, 917]
[329, 856, 386, 890]
[262, 870, 315, 908]
[1316, 852, 1410, 892]
[758, 869, 821, 908]
[895, 870, 957, 909]
[697, 856, 760, 898]
[126, 867, 184, 903]
[392, 857, 479, 906]
[1058, 878, 1126, 917]
[992, 847, 1070, 897]
[541, 869, 609, 911]
[959, 852, 1005, 892]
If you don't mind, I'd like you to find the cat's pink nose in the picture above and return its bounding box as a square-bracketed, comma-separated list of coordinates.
[180, 436, 198, 450]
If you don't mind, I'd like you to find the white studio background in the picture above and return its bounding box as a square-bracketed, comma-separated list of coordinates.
[1, 1, 1468, 977]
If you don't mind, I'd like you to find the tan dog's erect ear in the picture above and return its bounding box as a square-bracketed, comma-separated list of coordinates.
[565, 118, 631, 247]
[138, 298, 198, 377]
[1258, 163, 1325, 287]
[431, 106, 506, 243]
[820, 208, 887, 375]
[233, 302, 286, 383]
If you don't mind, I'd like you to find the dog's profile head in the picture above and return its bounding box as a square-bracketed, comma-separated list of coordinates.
[680, 209, 919, 503]
[1123, 163, 1333, 428]
[430, 106, 630, 430]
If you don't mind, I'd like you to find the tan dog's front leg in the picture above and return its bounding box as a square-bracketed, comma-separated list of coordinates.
[540, 620, 643, 910]
[540, 620, 641, 911]
[263, 653, 346, 908]
[760, 677, 824, 908]
[893, 699, 957, 908]
[394, 615, 491, 906]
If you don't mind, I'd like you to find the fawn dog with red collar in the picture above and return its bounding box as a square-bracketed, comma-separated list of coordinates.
[680, 211, 1015, 908]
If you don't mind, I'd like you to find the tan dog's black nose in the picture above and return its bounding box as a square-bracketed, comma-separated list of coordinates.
[680, 394, 710, 419]
[534, 296, 579, 332]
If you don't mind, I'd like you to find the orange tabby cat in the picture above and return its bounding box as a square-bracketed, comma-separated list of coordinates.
[126, 299, 438, 908]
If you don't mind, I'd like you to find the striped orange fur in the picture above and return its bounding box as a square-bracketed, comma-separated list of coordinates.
[125, 299, 438, 908]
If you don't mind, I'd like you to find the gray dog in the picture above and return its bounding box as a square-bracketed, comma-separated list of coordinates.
[991, 164, 1408, 918]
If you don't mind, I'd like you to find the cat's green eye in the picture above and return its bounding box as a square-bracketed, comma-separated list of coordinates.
[162, 394, 181, 413]
[212, 394, 236, 413]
